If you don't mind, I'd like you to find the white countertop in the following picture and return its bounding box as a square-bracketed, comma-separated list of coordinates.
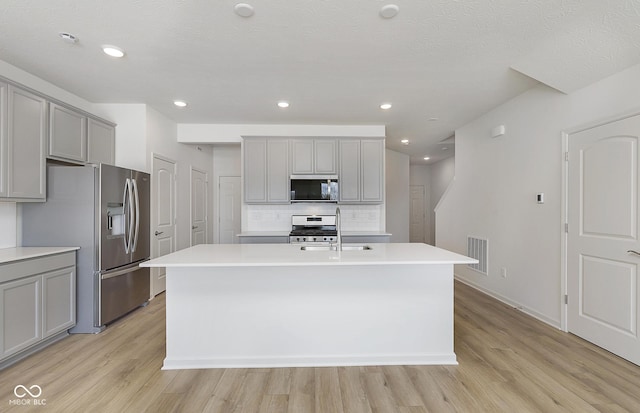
[0, 247, 79, 264]
[236, 231, 392, 237]
[142, 243, 475, 268]
[237, 232, 290, 237]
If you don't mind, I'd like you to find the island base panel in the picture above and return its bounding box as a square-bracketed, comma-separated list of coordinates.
[163, 264, 455, 369]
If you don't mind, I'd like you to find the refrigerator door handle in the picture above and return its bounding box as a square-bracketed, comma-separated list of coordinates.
[101, 261, 148, 280]
[122, 178, 131, 253]
[127, 178, 135, 254]
[131, 178, 140, 253]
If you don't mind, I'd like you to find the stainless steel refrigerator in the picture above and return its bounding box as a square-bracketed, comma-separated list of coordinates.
[22, 164, 151, 333]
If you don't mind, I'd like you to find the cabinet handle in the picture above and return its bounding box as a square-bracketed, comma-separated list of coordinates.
[628, 250, 640, 257]
[154, 231, 163, 236]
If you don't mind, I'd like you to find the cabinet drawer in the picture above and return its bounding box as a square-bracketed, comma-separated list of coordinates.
[0, 252, 76, 284]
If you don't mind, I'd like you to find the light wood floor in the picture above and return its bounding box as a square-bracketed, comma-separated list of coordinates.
[2, 281, 640, 412]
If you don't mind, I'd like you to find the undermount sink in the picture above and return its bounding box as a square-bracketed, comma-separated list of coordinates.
[300, 245, 372, 251]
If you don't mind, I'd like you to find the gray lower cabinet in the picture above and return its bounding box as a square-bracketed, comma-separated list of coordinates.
[244, 138, 290, 204]
[0, 251, 76, 365]
[3, 84, 47, 201]
[338, 139, 384, 204]
[87, 117, 115, 165]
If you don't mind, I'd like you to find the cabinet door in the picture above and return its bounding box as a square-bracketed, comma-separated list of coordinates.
[0, 81, 7, 198]
[290, 139, 314, 174]
[314, 139, 337, 174]
[360, 140, 384, 203]
[7, 85, 46, 200]
[0, 275, 41, 359]
[267, 139, 290, 203]
[49, 102, 86, 163]
[243, 139, 267, 203]
[43, 267, 76, 337]
[87, 118, 115, 165]
[339, 140, 361, 202]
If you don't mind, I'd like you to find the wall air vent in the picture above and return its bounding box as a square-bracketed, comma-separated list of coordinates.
[467, 236, 488, 275]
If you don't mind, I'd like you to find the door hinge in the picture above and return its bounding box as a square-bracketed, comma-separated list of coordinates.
[565, 223, 569, 233]
[564, 152, 569, 162]
[564, 294, 568, 304]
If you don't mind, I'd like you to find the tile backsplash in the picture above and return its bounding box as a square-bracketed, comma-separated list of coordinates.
[244, 204, 383, 232]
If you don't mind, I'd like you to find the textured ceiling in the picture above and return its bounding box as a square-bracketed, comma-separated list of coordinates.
[1, 0, 639, 164]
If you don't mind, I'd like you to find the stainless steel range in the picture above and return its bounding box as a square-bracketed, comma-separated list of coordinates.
[289, 215, 338, 244]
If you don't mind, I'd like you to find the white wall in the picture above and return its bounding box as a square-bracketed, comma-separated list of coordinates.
[409, 165, 431, 244]
[409, 157, 455, 245]
[437, 63, 640, 327]
[429, 156, 455, 243]
[385, 149, 410, 242]
[146, 107, 214, 250]
[93, 104, 147, 172]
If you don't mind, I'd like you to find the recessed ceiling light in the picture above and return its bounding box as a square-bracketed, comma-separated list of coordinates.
[380, 103, 392, 110]
[423, 157, 430, 161]
[380, 4, 399, 19]
[173, 100, 188, 107]
[234, 3, 254, 17]
[400, 139, 409, 145]
[59, 32, 78, 44]
[102, 45, 125, 58]
[277, 101, 289, 108]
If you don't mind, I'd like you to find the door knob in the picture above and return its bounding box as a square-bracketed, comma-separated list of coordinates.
[154, 231, 163, 236]
[628, 250, 640, 257]
[192, 226, 197, 230]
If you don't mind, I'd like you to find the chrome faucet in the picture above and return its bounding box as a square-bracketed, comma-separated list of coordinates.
[335, 206, 342, 251]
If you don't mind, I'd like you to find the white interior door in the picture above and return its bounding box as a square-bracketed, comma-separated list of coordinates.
[152, 155, 176, 296]
[218, 176, 241, 244]
[410, 185, 425, 243]
[567, 113, 640, 365]
[191, 167, 208, 246]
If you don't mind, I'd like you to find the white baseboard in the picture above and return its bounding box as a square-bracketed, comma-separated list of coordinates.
[454, 275, 561, 329]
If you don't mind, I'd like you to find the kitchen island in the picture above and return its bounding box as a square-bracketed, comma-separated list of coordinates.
[141, 243, 475, 370]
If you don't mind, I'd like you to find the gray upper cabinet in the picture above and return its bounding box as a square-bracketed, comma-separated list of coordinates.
[267, 139, 290, 203]
[290, 139, 337, 174]
[291, 139, 314, 174]
[49, 103, 115, 166]
[6, 85, 47, 201]
[244, 138, 290, 204]
[0, 81, 7, 198]
[360, 139, 384, 203]
[338, 139, 384, 204]
[314, 139, 337, 174]
[244, 139, 268, 203]
[49, 102, 87, 163]
[87, 118, 115, 165]
[338, 140, 361, 203]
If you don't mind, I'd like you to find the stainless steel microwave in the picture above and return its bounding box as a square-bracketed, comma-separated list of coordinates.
[290, 175, 339, 202]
